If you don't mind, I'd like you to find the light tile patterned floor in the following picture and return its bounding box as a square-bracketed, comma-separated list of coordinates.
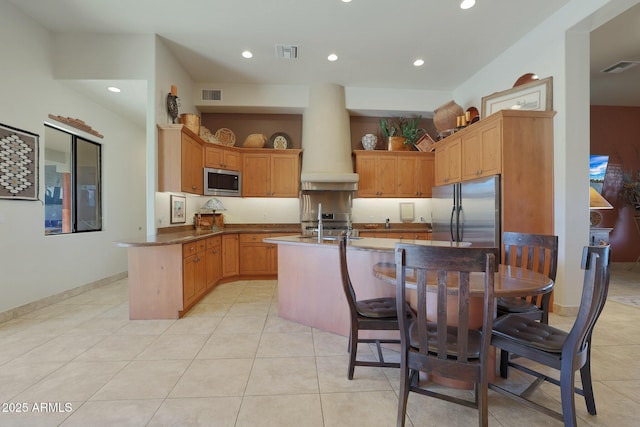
[0, 267, 639, 426]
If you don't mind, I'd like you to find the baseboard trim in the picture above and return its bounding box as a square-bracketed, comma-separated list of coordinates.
[552, 303, 579, 317]
[0, 272, 128, 324]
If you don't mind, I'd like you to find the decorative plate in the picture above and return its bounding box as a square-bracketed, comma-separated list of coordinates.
[269, 132, 291, 149]
[214, 128, 236, 146]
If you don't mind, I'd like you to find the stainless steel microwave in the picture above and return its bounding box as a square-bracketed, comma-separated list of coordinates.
[203, 168, 242, 197]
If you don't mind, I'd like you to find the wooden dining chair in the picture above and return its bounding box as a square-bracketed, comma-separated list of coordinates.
[489, 244, 611, 427]
[496, 232, 559, 324]
[338, 233, 407, 379]
[394, 244, 499, 427]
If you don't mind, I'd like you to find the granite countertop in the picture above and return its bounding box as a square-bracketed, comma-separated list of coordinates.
[114, 223, 432, 248]
[263, 235, 465, 253]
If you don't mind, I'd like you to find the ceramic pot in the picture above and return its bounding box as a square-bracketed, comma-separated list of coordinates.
[387, 136, 410, 151]
[361, 133, 377, 150]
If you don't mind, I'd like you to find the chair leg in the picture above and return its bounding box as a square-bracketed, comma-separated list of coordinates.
[580, 356, 597, 415]
[347, 327, 358, 380]
[560, 363, 578, 427]
[500, 349, 510, 378]
[397, 365, 413, 427]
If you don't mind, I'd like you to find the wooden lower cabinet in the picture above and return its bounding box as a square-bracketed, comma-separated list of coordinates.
[239, 233, 288, 276]
[222, 234, 239, 277]
[206, 236, 222, 290]
[182, 239, 207, 310]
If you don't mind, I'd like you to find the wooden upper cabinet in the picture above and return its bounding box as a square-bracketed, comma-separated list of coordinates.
[158, 124, 204, 195]
[434, 136, 461, 186]
[461, 119, 502, 181]
[204, 145, 241, 171]
[242, 149, 301, 197]
[354, 150, 435, 198]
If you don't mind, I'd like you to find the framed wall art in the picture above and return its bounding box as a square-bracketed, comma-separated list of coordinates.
[481, 76, 553, 118]
[0, 123, 39, 200]
[170, 194, 187, 224]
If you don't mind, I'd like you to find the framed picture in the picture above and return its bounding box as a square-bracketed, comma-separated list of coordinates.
[0, 123, 39, 200]
[170, 194, 186, 224]
[481, 76, 553, 118]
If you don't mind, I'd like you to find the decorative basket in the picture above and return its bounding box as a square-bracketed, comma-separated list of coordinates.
[243, 133, 268, 148]
[180, 114, 200, 135]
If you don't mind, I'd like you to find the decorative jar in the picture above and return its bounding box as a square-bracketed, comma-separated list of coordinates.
[361, 133, 377, 150]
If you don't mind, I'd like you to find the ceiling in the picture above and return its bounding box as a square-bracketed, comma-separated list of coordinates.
[8, 0, 640, 126]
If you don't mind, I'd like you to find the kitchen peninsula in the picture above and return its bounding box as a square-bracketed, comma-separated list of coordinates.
[263, 235, 463, 337]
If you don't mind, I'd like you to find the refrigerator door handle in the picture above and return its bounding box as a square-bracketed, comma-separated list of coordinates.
[449, 206, 456, 241]
[457, 206, 464, 241]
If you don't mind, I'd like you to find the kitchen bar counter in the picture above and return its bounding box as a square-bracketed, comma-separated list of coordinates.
[266, 236, 464, 337]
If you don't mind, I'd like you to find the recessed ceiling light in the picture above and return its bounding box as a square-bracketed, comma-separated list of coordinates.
[242, 50, 253, 59]
[460, 0, 476, 10]
[413, 59, 425, 67]
[107, 86, 121, 93]
[341, 0, 352, 3]
[328, 53, 338, 61]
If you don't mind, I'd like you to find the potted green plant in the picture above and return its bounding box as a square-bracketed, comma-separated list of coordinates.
[621, 170, 640, 210]
[379, 116, 425, 151]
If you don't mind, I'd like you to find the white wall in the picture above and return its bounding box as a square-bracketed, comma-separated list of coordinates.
[0, 1, 147, 313]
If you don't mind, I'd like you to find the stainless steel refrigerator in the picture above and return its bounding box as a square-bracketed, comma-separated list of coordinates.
[431, 175, 501, 247]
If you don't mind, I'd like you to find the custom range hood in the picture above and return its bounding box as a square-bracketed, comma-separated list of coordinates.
[300, 83, 358, 191]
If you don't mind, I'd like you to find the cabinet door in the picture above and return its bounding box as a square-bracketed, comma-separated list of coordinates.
[204, 146, 241, 171]
[434, 137, 461, 186]
[355, 154, 378, 197]
[461, 121, 501, 181]
[239, 234, 271, 275]
[377, 156, 397, 197]
[416, 155, 435, 197]
[222, 234, 239, 277]
[181, 134, 204, 194]
[242, 153, 270, 196]
[270, 153, 299, 197]
[183, 252, 205, 307]
[396, 155, 419, 197]
[206, 239, 222, 289]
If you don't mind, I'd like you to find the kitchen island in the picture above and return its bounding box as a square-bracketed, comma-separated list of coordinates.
[263, 235, 463, 337]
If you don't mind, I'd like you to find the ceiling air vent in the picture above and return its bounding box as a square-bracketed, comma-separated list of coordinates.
[601, 61, 640, 74]
[202, 89, 222, 101]
[275, 44, 299, 59]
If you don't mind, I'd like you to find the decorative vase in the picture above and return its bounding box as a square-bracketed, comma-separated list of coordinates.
[387, 136, 410, 151]
[361, 133, 377, 150]
[433, 100, 463, 133]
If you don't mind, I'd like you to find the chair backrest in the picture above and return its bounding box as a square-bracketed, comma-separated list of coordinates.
[565, 244, 611, 363]
[394, 244, 498, 380]
[339, 234, 358, 314]
[503, 232, 559, 281]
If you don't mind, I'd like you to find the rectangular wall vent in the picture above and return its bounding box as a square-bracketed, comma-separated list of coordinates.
[601, 61, 640, 74]
[275, 44, 299, 59]
[202, 89, 222, 101]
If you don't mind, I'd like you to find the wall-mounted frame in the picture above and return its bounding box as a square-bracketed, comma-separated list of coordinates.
[481, 76, 553, 118]
[399, 202, 415, 223]
[170, 194, 186, 224]
[0, 123, 39, 200]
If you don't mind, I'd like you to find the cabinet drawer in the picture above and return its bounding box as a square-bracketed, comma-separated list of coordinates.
[207, 235, 222, 248]
[183, 239, 206, 258]
[239, 233, 268, 243]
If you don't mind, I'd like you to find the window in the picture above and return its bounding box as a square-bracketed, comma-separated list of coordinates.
[44, 125, 102, 234]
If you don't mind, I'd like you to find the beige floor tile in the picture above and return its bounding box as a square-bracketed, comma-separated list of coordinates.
[169, 358, 253, 398]
[62, 317, 128, 336]
[226, 301, 271, 317]
[316, 355, 393, 393]
[263, 314, 312, 333]
[312, 329, 350, 357]
[320, 390, 401, 427]
[215, 315, 267, 334]
[183, 302, 231, 318]
[15, 361, 127, 402]
[73, 334, 157, 361]
[59, 399, 163, 427]
[91, 360, 189, 400]
[256, 332, 315, 358]
[196, 332, 261, 359]
[0, 333, 54, 364]
[163, 316, 222, 334]
[0, 360, 63, 402]
[236, 394, 324, 427]
[114, 319, 175, 335]
[245, 357, 318, 395]
[148, 397, 242, 427]
[135, 334, 208, 360]
[14, 334, 104, 362]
